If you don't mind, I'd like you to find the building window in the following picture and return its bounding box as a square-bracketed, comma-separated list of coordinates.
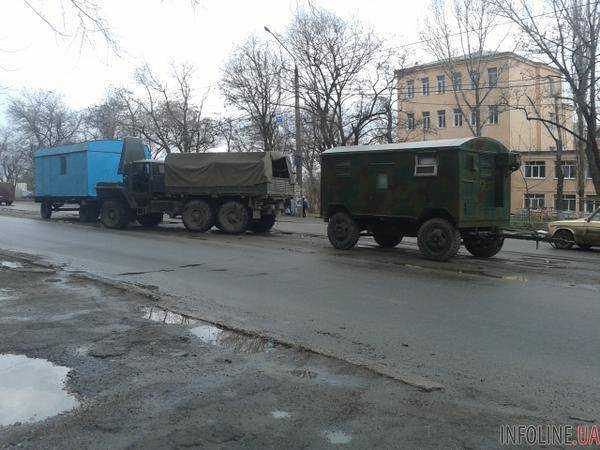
[415, 154, 438, 176]
[422, 111, 430, 130]
[586, 165, 593, 179]
[452, 72, 461, 90]
[585, 196, 600, 213]
[488, 105, 499, 124]
[487, 67, 498, 87]
[469, 109, 478, 126]
[406, 113, 415, 130]
[60, 156, 67, 175]
[524, 193, 545, 209]
[453, 108, 462, 127]
[437, 110, 446, 128]
[556, 161, 576, 180]
[469, 70, 479, 89]
[558, 194, 577, 211]
[406, 80, 414, 99]
[421, 77, 430, 96]
[523, 161, 546, 179]
[548, 112, 556, 131]
[437, 75, 446, 94]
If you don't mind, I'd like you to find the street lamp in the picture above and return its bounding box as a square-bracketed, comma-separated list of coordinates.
[264, 26, 303, 218]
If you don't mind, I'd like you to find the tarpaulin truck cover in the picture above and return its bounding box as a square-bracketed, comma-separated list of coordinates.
[165, 152, 289, 188]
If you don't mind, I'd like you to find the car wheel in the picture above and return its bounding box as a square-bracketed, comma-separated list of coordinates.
[182, 200, 214, 232]
[327, 212, 360, 250]
[464, 234, 504, 258]
[249, 214, 276, 233]
[417, 218, 461, 262]
[40, 202, 52, 220]
[373, 232, 403, 248]
[216, 200, 248, 234]
[101, 199, 130, 229]
[553, 229, 574, 250]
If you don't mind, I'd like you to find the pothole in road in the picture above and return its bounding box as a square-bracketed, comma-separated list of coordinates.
[142, 306, 275, 353]
[0, 354, 78, 427]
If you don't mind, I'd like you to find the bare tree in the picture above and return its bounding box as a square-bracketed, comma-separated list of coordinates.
[0, 129, 29, 186]
[8, 89, 83, 150]
[119, 63, 216, 155]
[287, 6, 399, 150]
[83, 89, 129, 140]
[492, 0, 600, 196]
[420, 0, 510, 137]
[221, 37, 286, 152]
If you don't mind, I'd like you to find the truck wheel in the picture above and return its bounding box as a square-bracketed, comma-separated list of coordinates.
[553, 229, 574, 250]
[464, 234, 504, 258]
[327, 212, 360, 250]
[138, 213, 163, 228]
[249, 214, 276, 233]
[417, 218, 460, 262]
[101, 199, 130, 229]
[182, 200, 214, 232]
[79, 205, 99, 223]
[217, 200, 249, 234]
[41, 202, 52, 220]
[373, 232, 403, 248]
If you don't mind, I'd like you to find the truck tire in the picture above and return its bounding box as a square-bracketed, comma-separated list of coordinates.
[41, 202, 52, 220]
[101, 199, 130, 229]
[216, 200, 249, 234]
[138, 213, 163, 228]
[373, 232, 403, 248]
[327, 212, 360, 250]
[249, 214, 276, 233]
[417, 218, 460, 262]
[182, 200, 214, 232]
[79, 204, 99, 223]
[463, 234, 504, 258]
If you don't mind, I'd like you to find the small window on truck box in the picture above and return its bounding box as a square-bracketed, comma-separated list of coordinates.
[60, 156, 67, 175]
[414, 154, 438, 176]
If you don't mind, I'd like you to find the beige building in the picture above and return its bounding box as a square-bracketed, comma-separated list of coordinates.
[396, 51, 597, 213]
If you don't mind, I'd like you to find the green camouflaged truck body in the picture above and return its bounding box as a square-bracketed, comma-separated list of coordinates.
[320, 137, 520, 233]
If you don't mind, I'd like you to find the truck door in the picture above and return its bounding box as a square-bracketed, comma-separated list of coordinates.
[461, 152, 480, 219]
[365, 161, 395, 215]
[478, 153, 496, 220]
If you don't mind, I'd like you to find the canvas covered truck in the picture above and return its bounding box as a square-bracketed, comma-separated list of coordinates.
[96, 148, 295, 234]
[0, 182, 15, 206]
[34, 138, 151, 221]
[320, 137, 521, 262]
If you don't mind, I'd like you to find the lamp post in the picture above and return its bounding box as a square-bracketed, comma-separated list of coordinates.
[264, 26, 303, 218]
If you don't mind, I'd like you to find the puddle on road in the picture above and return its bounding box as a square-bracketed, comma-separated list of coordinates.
[142, 306, 198, 325]
[323, 430, 352, 445]
[271, 410, 291, 419]
[143, 306, 274, 353]
[1, 261, 24, 269]
[0, 354, 78, 426]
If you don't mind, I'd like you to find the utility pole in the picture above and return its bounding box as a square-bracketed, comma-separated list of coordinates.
[264, 26, 303, 217]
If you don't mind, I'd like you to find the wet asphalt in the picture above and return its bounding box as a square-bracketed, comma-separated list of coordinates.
[0, 210, 598, 428]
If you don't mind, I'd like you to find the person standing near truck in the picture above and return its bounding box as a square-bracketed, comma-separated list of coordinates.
[302, 197, 309, 217]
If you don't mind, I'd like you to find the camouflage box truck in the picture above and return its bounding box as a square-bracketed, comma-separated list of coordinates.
[320, 137, 520, 261]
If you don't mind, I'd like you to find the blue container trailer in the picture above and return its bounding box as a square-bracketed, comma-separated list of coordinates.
[34, 139, 150, 221]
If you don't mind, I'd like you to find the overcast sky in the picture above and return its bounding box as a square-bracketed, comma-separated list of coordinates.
[0, 0, 432, 124]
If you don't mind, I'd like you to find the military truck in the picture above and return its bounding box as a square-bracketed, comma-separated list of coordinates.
[96, 141, 294, 234]
[0, 182, 15, 206]
[320, 137, 520, 261]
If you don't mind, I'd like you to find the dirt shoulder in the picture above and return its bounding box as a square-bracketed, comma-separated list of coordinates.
[0, 253, 540, 449]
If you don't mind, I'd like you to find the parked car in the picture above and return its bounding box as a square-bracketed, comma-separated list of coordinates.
[548, 207, 600, 250]
[0, 182, 15, 206]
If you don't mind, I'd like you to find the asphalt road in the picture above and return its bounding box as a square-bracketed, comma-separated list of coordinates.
[0, 210, 599, 424]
